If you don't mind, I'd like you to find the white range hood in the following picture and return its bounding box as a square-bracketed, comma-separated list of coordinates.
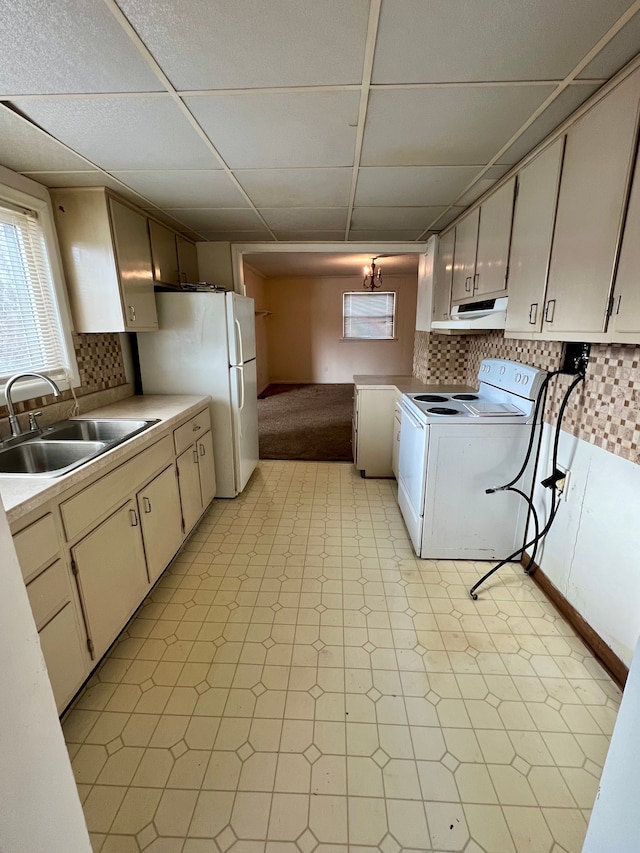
[431, 297, 508, 332]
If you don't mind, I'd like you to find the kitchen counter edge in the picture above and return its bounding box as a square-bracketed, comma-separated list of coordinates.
[353, 374, 477, 394]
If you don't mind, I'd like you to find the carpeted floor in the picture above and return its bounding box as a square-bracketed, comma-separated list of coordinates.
[257, 383, 354, 461]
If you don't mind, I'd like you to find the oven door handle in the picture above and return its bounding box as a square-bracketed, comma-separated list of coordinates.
[399, 400, 425, 430]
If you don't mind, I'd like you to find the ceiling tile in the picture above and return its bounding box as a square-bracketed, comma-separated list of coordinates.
[432, 207, 469, 230]
[199, 230, 274, 242]
[579, 11, 640, 79]
[10, 96, 218, 170]
[351, 206, 449, 230]
[108, 170, 250, 208]
[163, 208, 266, 231]
[0, 0, 162, 95]
[117, 0, 369, 89]
[347, 229, 424, 241]
[259, 208, 348, 230]
[373, 0, 636, 83]
[0, 107, 93, 172]
[355, 166, 489, 207]
[361, 86, 555, 166]
[497, 83, 602, 164]
[235, 169, 353, 208]
[271, 231, 348, 242]
[19, 170, 149, 206]
[185, 92, 360, 169]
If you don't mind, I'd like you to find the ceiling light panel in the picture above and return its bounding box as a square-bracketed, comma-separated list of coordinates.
[373, 0, 636, 83]
[235, 169, 353, 208]
[0, 0, 163, 95]
[361, 86, 555, 166]
[185, 92, 360, 169]
[355, 166, 492, 207]
[497, 82, 602, 164]
[351, 207, 449, 229]
[9, 96, 219, 171]
[108, 170, 249, 208]
[116, 0, 370, 89]
[0, 107, 94, 171]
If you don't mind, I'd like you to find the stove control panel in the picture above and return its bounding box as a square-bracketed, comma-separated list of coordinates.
[478, 359, 547, 400]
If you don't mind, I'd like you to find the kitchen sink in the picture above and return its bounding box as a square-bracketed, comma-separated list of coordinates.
[39, 418, 157, 443]
[0, 440, 107, 477]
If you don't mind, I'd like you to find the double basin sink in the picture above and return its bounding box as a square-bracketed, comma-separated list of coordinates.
[0, 418, 159, 477]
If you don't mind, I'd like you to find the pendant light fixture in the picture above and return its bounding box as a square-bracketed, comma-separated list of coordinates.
[363, 257, 382, 290]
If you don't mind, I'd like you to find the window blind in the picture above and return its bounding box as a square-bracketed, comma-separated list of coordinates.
[343, 291, 396, 340]
[0, 203, 66, 382]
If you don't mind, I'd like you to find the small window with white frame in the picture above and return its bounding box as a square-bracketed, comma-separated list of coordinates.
[342, 291, 397, 340]
[0, 172, 78, 403]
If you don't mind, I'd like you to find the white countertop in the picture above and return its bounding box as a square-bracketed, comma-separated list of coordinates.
[353, 374, 476, 394]
[1, 395, 210, 525]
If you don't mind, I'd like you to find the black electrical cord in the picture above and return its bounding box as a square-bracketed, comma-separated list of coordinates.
[469, 370, 585, 600]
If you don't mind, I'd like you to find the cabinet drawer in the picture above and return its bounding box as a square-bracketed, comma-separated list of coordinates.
[26, 559, 69, 631]
[39, 602, 87, 713]
[61, 435, 173, 541]
[173, 409, 211, 456]
[13, 513, 60, 582]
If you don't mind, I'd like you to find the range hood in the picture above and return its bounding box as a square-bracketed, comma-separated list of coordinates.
[431, 297, 507, 332]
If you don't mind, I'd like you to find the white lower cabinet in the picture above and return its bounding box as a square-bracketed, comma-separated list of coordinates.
[175, 418, 217, 534]
[353, 388, 397, 478]
[72, 500, 149, 660]
[197, 430, 216, 507]
[177, 444, 205, 534]
[138, 465, 184, 584]
[391, 403, 402, 480]
[38, 603, 88, 712]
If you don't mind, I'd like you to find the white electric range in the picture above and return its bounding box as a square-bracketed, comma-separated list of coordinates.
[397, 358, 547, 560]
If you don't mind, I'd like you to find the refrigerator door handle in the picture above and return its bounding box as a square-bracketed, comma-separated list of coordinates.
[234, 317, 244, 366]
[232, 365, 245, 435]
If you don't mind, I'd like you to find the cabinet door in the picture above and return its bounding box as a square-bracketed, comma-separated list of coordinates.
[72, 500, 149, 660]
[109, 199, 158, 330]
[149, 220, 180, 286]
[474, 177, 515, 298]
[177, 236, 200, 283]
[544, 69, 640, 335]
[197, 430, 217, 508]
[38, 603, 87, 713]
[177, 444, 203, 534]
[356, 389, 396, 478]
[506, 139, 565, 334]
[391, 410, 401, 480]
[433, 230, 454, 322]
[138, 466, 184, 583]
[415, 240, 435, 332]
[451, 208, 479, 303]
[610, 145, 640, 338]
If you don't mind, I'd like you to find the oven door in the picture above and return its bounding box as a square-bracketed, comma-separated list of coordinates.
[397, 400, 429, 555]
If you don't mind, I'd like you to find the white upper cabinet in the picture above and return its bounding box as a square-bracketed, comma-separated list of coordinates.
[433, 230, 455, 323]
[451, 208, 479, 303]
[451, 178, 515, 305]
[542, 68, 640, 338]
[109, 199, 158, 330]
[474, 177, 516, 299]
[505, 138, 565, 335]
[415, 236, 436, 331]
[149, 219, 180, 287]
[609, 143, 640, 340]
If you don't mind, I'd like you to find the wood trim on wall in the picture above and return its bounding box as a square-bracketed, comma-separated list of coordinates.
[523, 553, 629, 689]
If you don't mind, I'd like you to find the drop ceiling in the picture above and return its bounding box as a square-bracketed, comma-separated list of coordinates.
[1, 0, 640, 244]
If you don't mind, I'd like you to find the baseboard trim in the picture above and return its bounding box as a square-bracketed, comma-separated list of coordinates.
[523, 553, 628, 689]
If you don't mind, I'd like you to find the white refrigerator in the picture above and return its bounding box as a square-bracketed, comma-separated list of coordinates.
[137, 291, 259, 498]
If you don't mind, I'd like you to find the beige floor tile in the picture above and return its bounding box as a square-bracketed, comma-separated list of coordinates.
[425, 801, 470, 851]
[110, 786, 163, 834]
[154, 789, 198, 836]
[267, 792, 309, 840]
[188, 790, 235, 837]
[82, 785, 128, 834]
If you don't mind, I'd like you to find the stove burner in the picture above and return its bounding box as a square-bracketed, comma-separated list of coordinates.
[427, 407, 459, 416]
[451, 394, 479, 401]
[414, 394, 448, 403]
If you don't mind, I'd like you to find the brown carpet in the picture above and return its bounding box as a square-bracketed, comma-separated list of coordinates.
[257, 383, 354, 461]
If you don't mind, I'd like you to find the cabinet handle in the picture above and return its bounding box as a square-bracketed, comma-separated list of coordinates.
[199, 443, 206, 456]
[396, 432, 401, 442]
[544, 299, 556, 323]
[473, 272, 480, 292]
[129, 508, 138, 527]
[464, 276, 472, 293]
[128, 305, 136, 322]
[616, 295, 622, 315]
[143, 497, 152, 514]
[193, 423, 201, 432]
[528, 303, 538, 325]
[193, 449, 199, 463]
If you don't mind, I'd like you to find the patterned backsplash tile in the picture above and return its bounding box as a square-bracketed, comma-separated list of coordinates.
[0, 332, 127, 417]
[415, 330, 640, 465]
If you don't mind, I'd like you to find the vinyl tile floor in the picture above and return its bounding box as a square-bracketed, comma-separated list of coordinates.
[63, 461, 621, 853]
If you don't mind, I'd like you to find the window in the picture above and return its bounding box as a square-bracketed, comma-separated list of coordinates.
[0, 177, 77, 396]
[343, 291, 396, 340]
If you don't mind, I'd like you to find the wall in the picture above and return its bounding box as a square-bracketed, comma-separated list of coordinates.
[265, 274, 417, 384]
[242, 265, 270, 395]
[0, 496, 92, 852]
[414, 329, 640, 664]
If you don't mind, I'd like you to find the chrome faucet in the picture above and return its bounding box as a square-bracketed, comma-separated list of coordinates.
[3, 372, 61, 438]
